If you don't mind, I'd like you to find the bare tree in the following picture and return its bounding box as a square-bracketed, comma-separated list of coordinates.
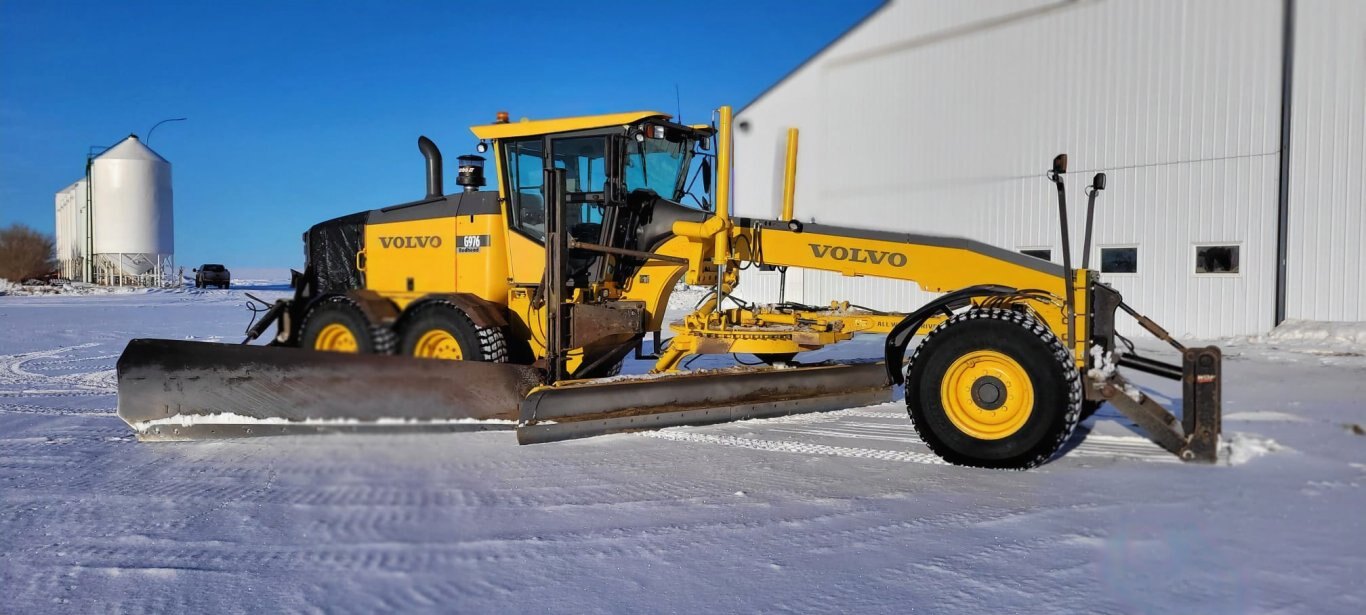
[0, 223, 57, 282]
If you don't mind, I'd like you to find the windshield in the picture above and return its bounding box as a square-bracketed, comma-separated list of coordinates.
[625, 131, 689, 199]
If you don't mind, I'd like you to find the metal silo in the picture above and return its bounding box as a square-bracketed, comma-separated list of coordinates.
[88, 135, 174, 285]
[53, 179, 89, 280]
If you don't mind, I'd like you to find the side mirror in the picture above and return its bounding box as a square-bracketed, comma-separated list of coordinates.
[192, 268, 198, 273]
[1092, 172, 1106, 191]
[1052, 154, 1068, 174]
[701, 158, 712, 195]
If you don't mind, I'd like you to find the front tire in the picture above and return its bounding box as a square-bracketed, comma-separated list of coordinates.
[905, 308, 1082, 469]
[298, 296, 397, 354]
[397, 302, 508, 362]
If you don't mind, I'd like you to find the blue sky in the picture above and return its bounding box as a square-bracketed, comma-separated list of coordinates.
[0, 0, 880, 268]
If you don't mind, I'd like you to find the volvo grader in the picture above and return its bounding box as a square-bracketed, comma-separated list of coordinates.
[116, 105, 1222, 469]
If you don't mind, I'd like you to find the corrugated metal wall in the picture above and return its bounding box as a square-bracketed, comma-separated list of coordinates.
[1285, 0, 1366, 322]
[733, 0, 1288, 338]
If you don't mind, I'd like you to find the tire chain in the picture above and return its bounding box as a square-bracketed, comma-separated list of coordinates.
[903, 307, 1083, 470]
[403, 300, 508, 363]
[300, 295, 398, 354]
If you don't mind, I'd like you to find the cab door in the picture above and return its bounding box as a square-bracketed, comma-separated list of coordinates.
[499, 134, 612, 285]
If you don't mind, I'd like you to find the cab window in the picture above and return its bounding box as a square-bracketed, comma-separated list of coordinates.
[625, 129, 688, 199]
[553, 137, 607, 195]
[504, 137, 548, 239]
[503, 136, 610, 242]
[551, 137, 607, 228]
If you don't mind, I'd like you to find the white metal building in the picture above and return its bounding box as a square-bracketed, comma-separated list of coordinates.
[54, 135, 175, 286]
[732, 0, 1364, 338]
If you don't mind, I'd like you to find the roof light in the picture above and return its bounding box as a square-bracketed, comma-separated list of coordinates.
[495, 111, 509, 124]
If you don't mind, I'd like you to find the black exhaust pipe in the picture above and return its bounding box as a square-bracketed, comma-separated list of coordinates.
[418, 136, 443, 199]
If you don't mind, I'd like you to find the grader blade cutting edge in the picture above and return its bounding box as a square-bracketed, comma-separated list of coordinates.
[516, 362, 893, 444]
[117, 338, 542, 440]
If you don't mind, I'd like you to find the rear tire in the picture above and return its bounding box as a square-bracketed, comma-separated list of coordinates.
[905, 308, 1082, 469]
[398, 302, 508, 363]
[299, 296, 397, 354]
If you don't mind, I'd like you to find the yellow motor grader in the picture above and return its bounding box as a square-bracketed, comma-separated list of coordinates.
[116, 106, 1221, 469]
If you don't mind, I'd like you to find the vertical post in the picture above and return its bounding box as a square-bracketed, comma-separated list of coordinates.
[711, 106, 736, 327]
[1081, 173, 1105, 270]
[1274, 0, 1296, 326]
[781, 128, 799, 221]
[712, 105, 733, 267]
[777, 128, 799, 306]
[84, 160, 94, 283]
[1048, 155, 1076, 353]
[1182, 346, 1222, 462]
[544, 167, 568, 383]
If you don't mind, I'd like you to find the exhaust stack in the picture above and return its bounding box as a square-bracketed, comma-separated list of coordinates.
[418, 136, 443, 199]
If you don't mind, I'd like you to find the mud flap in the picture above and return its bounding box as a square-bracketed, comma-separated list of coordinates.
[517, 363, 893, 444]
[117, 338, 542, 440]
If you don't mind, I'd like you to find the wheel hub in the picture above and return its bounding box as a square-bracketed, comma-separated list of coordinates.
[939, 350, 1034, 440]
[315, 323, 359, 353]
[970, 375, 1006, 409]
[414, 330, 463, 360]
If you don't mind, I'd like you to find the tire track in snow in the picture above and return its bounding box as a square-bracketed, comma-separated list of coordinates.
[303, 481, 730, 543]
[636, 430, 949, 465]
[643, 405, 1177, 464]
[0, 402, 116, 416]
[360, 577, 516, 613]
[1064, 434, 1179, 463]
[27, 500, 1066, 578]
[774, 502, 1133, 613]
[0, 344, 117, 397]
[25, 502, 1102, 614]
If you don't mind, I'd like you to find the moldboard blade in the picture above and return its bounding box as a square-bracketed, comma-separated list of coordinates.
[117, 338, 542, 440]
[516, 362, 893, 444]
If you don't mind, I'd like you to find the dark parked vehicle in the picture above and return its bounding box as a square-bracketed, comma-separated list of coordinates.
[194, 264, 231, 289]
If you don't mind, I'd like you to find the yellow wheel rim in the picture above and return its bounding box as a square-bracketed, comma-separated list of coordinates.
[940, 349, 1033, 440]
[413, 329, 463, 360]
[315, 323, 359, 353]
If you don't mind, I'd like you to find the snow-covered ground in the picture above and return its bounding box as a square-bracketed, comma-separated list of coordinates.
[1, 285, 1363, 613]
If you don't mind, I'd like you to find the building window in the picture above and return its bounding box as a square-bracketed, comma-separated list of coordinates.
[1020, 248, 1051, 261]
[1195, 245, 1240, 274]
[1100, 246, 1138, 274]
